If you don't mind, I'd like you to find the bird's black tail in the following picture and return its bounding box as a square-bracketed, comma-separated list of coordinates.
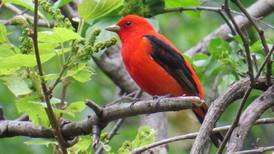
[192, 103, 223, 147]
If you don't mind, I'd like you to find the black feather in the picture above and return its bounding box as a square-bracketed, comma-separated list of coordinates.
[144, 35, 199, 96]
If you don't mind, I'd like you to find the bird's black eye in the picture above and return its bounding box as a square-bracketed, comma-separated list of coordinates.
[125, 21, 131, 26]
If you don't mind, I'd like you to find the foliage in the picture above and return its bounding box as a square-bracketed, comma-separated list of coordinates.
[0, 0, 273, 154]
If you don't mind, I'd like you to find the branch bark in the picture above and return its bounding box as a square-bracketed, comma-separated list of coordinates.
[227, 85, 274, 153]
[185, 0, 274, 57]
[130, 117, 274, 154]
[190, 78, 271, 154]
[0, 96, 197, 138]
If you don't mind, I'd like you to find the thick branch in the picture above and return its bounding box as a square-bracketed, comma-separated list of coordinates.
[131, 117, 274, 154]
[190, 78, 271, 154]
[0, 96, 197, 138]
[185, 0, 274, 56]
[227, 85, 274, 153]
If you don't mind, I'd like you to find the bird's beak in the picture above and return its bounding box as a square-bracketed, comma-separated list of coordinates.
[105, 25, 120, 32]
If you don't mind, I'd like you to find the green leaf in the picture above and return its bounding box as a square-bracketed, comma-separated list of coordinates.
[193, 53, 208, 67]
[78, 0, 122, 21]
[208, 38, 231, 59]
[0, 43, 16, 57]
[165, 0, 200, 8]
[69, 136, 92, 154]
[117, 141, 132, 154]
[0, 53, 55, 74]
[25, 139, 57, 147]
[132, 126, 155, 148]
[66, 101, 86, 113]
[53, 0, 73, 8]
[38, 27, 81, 45]
[16, 96, 49, 127]
[1, 75, 32, 97]
[66, 64, 93, 83]
[165, 0, 200, 17]
[3, 0, 33, 11]
[0, 24, 8, 43]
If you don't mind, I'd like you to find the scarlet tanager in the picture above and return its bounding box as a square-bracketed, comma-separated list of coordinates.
[106, 15, 223, 146]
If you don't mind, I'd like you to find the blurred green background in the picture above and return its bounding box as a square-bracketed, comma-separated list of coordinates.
[0, 0, 273, 153]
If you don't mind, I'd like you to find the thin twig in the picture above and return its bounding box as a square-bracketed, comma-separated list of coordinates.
[251, 54, 259, 72]
[31, 0, 68, 153]
[86, 100, 103, 116]
[94, 119, 125, 154]
[235, 145, 274, 154]
[225, 0, 254, 85]
[131, 117, 274, 154]
[217, 20, 274, 154]
[232, 0, 272, 86]
[95, 90, 143, 154]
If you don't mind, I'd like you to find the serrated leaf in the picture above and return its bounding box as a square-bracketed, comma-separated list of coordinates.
[25, 139, 57, 147]
[1, 75, 32, 97]
[38, 28, 81, 45]
[16, 96, 49, 127]
[66, 64, 93, 83]
[78, 0, 122, 21]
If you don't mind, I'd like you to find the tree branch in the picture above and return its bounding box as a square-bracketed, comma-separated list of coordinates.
[227, 85, 274, 152]
[190, 77, 271, 154]
[0, 96, 198, 138]
[234, 145, 274, 154]
[131, 117, 274, 154]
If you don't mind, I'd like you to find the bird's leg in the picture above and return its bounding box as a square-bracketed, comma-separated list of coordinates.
[128, 90, 143, 110]
[153, 94, 172, 108]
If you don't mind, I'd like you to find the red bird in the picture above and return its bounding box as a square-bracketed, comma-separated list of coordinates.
[106, 15, 222, 146]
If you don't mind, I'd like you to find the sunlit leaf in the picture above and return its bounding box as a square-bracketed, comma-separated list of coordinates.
[38, 27, 81, 45]
[1, 75, 32, 97]
[16, 96, 49, 127]
[0, 53, 55, 73]
[78, 0, 122, 21]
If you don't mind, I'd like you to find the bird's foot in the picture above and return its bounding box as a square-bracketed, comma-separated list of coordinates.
[152, 94, 171, 108]
[129, 97, 142, 110]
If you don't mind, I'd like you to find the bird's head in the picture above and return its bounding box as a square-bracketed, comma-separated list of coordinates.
[105, 15, 155, 43]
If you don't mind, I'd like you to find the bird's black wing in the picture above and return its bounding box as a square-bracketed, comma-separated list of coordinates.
[144, 35, 199, 96]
